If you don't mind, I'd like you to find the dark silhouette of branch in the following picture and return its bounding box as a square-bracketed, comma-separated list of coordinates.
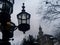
[39, 0, 60, 23]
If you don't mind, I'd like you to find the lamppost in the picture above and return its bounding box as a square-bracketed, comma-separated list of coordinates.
[17, 3, 31, 34]
[0, 0, 31, 44]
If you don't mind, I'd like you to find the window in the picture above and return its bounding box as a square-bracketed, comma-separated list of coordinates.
[18, 20, 21, 24]
[27, 14, 30, 19]
[0, 1, 3, 8]
[22, 14, 26, 19]
[22, 20, 26, 23]
[19, 15, 21, 19]
[7, 0, 10, 1]
[10, 0, 14, 4]
[0, 4, 3, 8]
[27, 19, 30, 24]
[0, 1, 2, 4]
[7, 0, 14, 4]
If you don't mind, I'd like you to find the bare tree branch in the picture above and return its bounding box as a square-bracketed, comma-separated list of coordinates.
[39, 0, 60, 23]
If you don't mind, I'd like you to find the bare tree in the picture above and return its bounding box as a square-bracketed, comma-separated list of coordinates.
[38, 0, 60, 23]
[38, 0, 60, 44]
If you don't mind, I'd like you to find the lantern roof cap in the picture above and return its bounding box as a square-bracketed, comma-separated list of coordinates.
[17, 3, 31, 18]
[17, 11, 30, 15]
[17, 11, 31, 19]
[17, 3, 31, 16]
[22, 3, 25, 12]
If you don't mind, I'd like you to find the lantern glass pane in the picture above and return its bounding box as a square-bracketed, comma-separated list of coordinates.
[0, 2, 3, 12]
[27, 15, 29, 19]
[19, 15, 21, 19]
[0, 1, 1, 3]
[22, 20, 26, 23]
[9, 0, 14, 4]
[18, 20, 21, 24]
[9, 8, 11, 14]
[22, 14, 26, 19]
[27, 19, 30, 24]
[0, 3, 3, 9]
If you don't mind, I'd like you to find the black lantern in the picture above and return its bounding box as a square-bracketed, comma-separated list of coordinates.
[0, 0, 14, 14]
[17, 3, 31, 33]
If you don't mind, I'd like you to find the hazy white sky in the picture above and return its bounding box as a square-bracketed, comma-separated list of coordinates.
[10, 0, 60, 44]
[38, 0, 60, 37]
[11, 0, 40, 37]
[0, 0, 41, 44]
[0, 0, 60, 45]
[10, 0, 40, 44]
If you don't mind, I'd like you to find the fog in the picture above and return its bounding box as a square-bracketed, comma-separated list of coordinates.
[0, 0, 60, 45]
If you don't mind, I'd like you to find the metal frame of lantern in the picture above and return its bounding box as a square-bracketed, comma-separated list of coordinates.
[17, 3, 31, 34]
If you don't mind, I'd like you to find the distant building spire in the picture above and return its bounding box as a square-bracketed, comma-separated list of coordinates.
[37, 26, 43, 40]
[37, 26, 43, 45]
[39, 26, 43, 37]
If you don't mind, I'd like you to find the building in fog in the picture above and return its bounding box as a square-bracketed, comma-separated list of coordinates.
[37, 26, 58, 45]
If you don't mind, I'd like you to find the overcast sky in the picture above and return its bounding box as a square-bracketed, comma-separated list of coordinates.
[11, 0, 40, 44]
[11, 0, 40, 37]
[0, 0, 60, 45]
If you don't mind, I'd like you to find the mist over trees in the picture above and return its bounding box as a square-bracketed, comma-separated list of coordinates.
[38, 0, 60, 41]
[21, 35, 38, 45]
[21, 26, 60, 45]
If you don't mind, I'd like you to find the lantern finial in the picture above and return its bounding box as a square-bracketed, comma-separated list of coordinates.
[23, 3, 24, 6]
[22, 3, 25, 12]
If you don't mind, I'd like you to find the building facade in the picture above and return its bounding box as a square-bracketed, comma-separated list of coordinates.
[37, 26, 54, 45]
